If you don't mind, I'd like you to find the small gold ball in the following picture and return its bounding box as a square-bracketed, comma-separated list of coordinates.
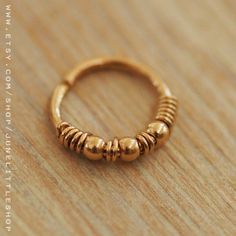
[83, 136, 105, 160]
[119, 137, 140, 161]
[147, 121, 170, 147]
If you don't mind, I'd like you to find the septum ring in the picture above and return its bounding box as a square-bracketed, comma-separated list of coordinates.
[50, 58, 178, 162]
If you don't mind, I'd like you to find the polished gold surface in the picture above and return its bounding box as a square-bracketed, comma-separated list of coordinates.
[147, 121, 170, 147]
[83, 136, 105, 160]
[119, 138, 140, 162]
[50, 58, 178, 161]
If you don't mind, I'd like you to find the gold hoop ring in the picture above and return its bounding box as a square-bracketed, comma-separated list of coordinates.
[50, 58, 178, 162]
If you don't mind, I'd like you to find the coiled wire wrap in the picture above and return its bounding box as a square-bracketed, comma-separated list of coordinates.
[136, 132, 156, 155]
[103, 138, 120, 161]
[56, 122, 121, 160]
[56, 122, 91, 154]
[155, 96, 178, 128]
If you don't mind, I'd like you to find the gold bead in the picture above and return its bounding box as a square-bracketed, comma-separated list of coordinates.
[147, 121, 170, 147]
[83, 136, 105, 160]
[119, 137, 140, 161]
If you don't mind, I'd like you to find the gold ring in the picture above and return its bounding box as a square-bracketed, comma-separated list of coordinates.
[50, 58, 178, 162]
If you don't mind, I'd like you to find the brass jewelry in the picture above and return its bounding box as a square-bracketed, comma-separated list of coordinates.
[50, 58, 178, 162]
